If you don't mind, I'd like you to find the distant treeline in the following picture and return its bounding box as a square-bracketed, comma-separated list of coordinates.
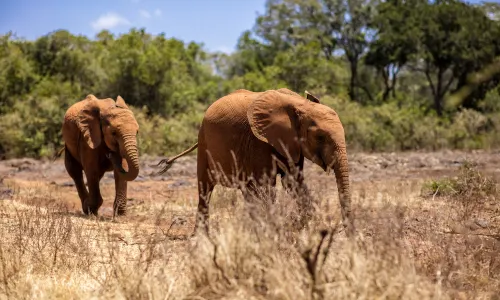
[1, 0, 500, 159]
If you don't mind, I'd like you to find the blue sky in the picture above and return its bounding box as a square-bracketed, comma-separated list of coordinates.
[0, 0, 267, 54]
[0, 0, 490, 54]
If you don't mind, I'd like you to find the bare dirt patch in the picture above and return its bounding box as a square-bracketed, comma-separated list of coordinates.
[1, 149, 499, 237]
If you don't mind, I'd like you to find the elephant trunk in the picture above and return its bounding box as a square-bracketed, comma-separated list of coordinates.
[331, 148, 353, 236]
[119, 134, 140, 181]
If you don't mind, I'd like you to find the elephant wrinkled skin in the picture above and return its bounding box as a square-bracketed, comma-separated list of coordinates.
[58, 94, 140, 217]
[157, 88, 353, 236]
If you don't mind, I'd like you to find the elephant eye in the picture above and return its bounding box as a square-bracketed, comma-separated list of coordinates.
[317, 134, 326, 144]
[111, 130, 117, 136]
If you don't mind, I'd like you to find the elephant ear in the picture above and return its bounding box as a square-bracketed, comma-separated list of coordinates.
[115, 95, 129, 109]
[305, 90, 320, 103]
[77, 95, 102, 150]
[247, 91, 301, 163]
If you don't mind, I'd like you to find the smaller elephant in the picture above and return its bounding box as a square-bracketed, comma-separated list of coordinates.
[157, 88, 353, 236]
[56, 94, 140, 217]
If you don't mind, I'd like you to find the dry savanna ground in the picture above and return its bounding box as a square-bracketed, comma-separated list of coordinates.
[0, 150, 499, 299]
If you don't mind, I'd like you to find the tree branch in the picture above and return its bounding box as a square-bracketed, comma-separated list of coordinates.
[424, 62, 437, 97]
[442, 72, 456, 97]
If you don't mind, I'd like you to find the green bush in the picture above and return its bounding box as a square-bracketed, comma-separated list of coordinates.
[421, 161, 497, 200]
[322, 95, 500, 153]
[3, 89, 500, 160]
[131, 104, 204, 156]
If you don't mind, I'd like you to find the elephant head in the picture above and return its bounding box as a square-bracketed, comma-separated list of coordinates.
[77, 94, 140, 181]
[247, 90, 352, 232]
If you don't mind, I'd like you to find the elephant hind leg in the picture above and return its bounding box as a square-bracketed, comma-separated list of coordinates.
[241, 179, 277, 221]
[242, 180, 277, 204]
[193, 148, 215, 237]
[193, 185, 213, 237]
[64, 146, 89, 210]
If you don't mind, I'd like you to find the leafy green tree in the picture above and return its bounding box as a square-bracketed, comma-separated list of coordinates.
[99, 28, 219, 117]
[417, 0, 500, 115]
[225, 30, 274, 77]
[0, 33, 38, 113]
[254, 0, 375, 102]
[365, 0, 421, 100]
[367, 0, 500, 114]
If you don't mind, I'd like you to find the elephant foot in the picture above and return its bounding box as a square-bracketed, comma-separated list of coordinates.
[82, 199, 100, 216]
[192, 220, 209, 238]
[190, 228, 209, 240]
[82, 206, 99, 216]
[343, 220, 356, 238]
[113, 209, 127, 217]
[112, 200, 127, 218]
[112, 206, 127, 219]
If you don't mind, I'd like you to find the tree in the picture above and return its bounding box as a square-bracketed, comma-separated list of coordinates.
[365, 0, 421, 100]
[253, 0, 375, 102]
[366, 0, 500, 114]
[0, 33, 38, 113]
[417, 0, 500, 115]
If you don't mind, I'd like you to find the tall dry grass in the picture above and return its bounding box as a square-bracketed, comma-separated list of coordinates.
[0, 161, 498, 299]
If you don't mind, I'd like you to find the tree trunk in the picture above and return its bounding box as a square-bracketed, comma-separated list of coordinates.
[349, 62, 358, 101]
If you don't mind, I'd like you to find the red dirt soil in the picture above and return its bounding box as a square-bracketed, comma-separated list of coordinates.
[1, 149, 499, 235]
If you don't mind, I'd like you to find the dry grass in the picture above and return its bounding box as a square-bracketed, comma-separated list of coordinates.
[0, 161, 499, 299]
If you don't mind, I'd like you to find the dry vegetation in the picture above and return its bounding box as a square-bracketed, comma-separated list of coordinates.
[0, 152, 499, 299]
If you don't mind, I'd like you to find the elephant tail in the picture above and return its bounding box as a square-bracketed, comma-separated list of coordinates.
[155, 143, 198, 175]
[52, 146, 65, 162]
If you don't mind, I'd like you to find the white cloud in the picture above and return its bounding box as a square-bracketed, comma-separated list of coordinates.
[154, 9, 162, 16]
[139, 9, 151, 18]
[91, 13, 130, 31]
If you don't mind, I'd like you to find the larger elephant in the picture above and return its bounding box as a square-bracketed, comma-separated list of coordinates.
[157, 88, 353, 236]
[59, 94, 140, 217]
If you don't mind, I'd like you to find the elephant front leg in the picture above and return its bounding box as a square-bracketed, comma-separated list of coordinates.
[297, 180, 314, 226]
[113, 169, 128, 217]
[64, 147, 89, 209]
[85, 171, 104, 216]
[281, 168, 314, 229]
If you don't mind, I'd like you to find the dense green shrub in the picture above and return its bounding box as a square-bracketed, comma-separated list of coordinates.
[131, 104, 204, 156]
[323, 95, 500, 153]
[3, 90, 500, 159]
